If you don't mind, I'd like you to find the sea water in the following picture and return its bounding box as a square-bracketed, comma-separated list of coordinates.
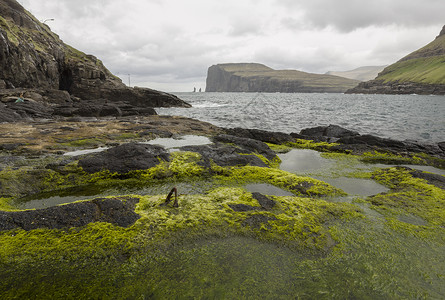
[158, 92, 445, 143]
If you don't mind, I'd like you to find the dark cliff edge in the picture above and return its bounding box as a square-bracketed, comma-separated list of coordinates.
[205, 63, 360, 93]
[0, 0, 190, 122]
[347, 25, 445, 95]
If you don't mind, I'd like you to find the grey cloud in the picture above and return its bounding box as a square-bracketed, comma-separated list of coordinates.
[278, 0, 444, 32]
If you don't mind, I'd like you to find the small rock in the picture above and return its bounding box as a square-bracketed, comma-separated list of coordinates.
[252, 192, 276, 210]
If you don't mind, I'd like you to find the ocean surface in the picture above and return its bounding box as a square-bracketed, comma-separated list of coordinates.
[157, 92, 445, 143]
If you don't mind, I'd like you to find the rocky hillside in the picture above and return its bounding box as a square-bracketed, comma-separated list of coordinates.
[205, 63, 360, 93]
[0, 0, 190, 115]
[326, 66, 386, 82]
[347, 25, 445, 95]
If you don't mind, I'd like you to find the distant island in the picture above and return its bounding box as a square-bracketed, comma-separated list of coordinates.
[205, 63, 360, 93]
[347, 25, 445, 95]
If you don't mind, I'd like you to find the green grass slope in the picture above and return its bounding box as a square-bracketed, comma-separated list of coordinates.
[376, 29, 445, 85]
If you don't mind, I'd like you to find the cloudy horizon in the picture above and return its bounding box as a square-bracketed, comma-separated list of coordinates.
[20, 0, 444, 92]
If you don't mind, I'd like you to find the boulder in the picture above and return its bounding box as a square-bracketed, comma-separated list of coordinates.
[0, 197, 140, 231]
[78, 143, 169, 174]
[225, 127, 295, 144]
[299, 124, 360, 140]
[297, 124, 445, 158]
[213, 134, 277, 160]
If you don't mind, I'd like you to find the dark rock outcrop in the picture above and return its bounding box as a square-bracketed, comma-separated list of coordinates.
[298, 124, 360, 142]
[405, 167, 445, 190]
[0, 0, 190, 118]
[0, 197, 140, 231]
[252, 192, 276, 210]
[224, 127, 295, 144]
[180, 134, 278, 168]
[79, 143, 169, 174]
[213, 134, 277, 161]
[53, 99, 157, 118]
[346, 80, 445, 95]
[205, 63, 360, 93]
[296, 124, 445, 159]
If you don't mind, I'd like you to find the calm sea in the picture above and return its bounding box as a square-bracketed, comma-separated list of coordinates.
[157, 93, 445, 143]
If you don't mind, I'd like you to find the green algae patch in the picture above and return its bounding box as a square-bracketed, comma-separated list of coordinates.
[266, 142, 293, 153]
[0, 197, 15, 211]
[135, 187, 361, 250]
[0, 188, 365, 298]
[214, 166, 346, 197]
[287, 139, 340, 151]
[0, 222, 139, 299]
[361, 150, 426, 165]
[368, 167, 445, 227]
[168, 151, 205, 178]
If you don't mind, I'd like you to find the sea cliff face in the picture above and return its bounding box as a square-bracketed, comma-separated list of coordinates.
[205, 63, 360, 93]
[347, 25, 445, 95]
[0, 0, 190, 110]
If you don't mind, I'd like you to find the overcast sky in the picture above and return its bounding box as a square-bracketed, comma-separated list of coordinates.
[20, 0, 444, 92]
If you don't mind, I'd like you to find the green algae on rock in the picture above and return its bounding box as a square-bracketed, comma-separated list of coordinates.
[368, 167, 445, 228]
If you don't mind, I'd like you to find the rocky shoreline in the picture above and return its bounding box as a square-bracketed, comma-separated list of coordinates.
[1, 115, 444, 230]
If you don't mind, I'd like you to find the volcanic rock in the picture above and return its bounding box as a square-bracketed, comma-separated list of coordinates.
[0, 197, 140, 231]
[78, 143, 169, 174]
[0, 0, 190, 119]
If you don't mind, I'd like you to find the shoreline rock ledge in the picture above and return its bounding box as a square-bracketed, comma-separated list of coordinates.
[0, 0, 191, 122]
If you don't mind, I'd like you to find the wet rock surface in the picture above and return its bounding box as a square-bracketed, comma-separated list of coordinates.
[252, 192, 276, 210]
[296, 124, 445, 159]
[0, 197, 140, 231]
[178, 134, 278, 168]
[213, 134, 277, 161]
[406, 167, 445, 190]
[224, 127, 295, 144]
[181, 143, 269, 168]
[79, 143, 170, 174]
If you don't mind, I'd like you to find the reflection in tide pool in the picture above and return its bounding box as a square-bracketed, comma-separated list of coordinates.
[279, 149, 335, 174]
[144, 135, 212, 150]
[318, 177, 389, 197]
[278, 149, 390, 196]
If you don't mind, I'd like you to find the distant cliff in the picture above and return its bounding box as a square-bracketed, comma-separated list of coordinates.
[347, 25, 445, 95]
[205, 63, 360, 93]
[0, 0, 190, 107]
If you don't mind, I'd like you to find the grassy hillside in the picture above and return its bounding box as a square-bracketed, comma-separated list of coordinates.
[377, 56, 445, 84]
[375, 31, 445, 85]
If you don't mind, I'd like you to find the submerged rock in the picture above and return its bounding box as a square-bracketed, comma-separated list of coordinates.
[79, 143, 169, 174]
[0, 197, 140, 231]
